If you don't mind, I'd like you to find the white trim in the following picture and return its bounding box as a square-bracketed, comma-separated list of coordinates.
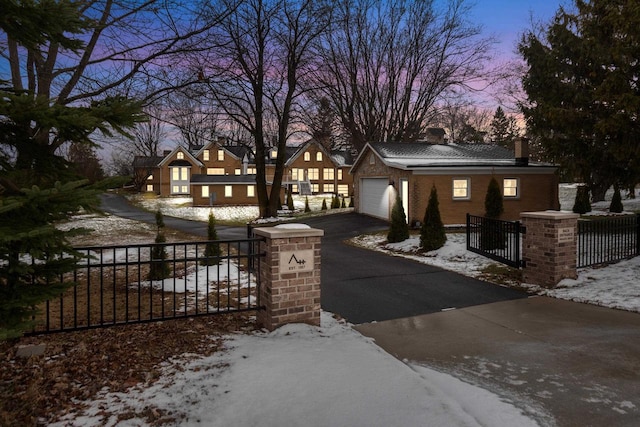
[412, 167, 557, 175]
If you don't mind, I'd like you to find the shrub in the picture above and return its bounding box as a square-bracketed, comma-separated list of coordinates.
[484, 177, 503, 219]
[321, 198, 327, 210]
[148, 210, 170, 280]
[341, 196, 346, 208]
[420, 185, 446, 251]
[287, 191, 294, 211]
[349, 196, 354, 207]
[609, 186, 623, 213]
[331, 194, 340, 209]
[202, 212, 221, 265]
[572, 185, 591, 214]
[305, 196, 311, 212]
[387, 195, 409, 243]
[482, 178, 506, 250]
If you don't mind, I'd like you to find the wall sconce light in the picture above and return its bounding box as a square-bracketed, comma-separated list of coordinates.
[389, 180, 395, 187]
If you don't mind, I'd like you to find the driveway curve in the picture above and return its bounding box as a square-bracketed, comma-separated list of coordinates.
[99, 194, 526, 324]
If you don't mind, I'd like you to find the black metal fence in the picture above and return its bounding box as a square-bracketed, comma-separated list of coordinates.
[577, 214, 640, 268]
[466, 214, 525, 268]
[27, 238, 265, 336]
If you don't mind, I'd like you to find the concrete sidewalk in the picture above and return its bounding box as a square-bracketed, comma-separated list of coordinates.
[356, 296, 640, 427]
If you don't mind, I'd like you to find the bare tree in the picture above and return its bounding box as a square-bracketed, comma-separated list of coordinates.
[438, 102, 492, 143]
[312, 0, 493, 153]
[201, 0, 331, 218]
[1, 0, 232, 169]
[131, 107, 167, 156]
[161, 89, 221, 150]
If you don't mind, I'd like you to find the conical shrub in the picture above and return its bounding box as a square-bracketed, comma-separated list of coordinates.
[387, 195, 409, 243]
[420, 185, 446, 251]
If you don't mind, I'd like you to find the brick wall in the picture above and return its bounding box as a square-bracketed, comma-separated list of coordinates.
[521, 211, 579, 288]
[253, 226, 324, 331]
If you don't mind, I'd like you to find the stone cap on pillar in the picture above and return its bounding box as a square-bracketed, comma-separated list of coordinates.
[252, 223, 325, 238]
[521, 211, 580, 220]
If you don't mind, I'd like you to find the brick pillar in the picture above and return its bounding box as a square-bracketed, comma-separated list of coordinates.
[252, 224, 324, 331]
[521, 211, 579, 288]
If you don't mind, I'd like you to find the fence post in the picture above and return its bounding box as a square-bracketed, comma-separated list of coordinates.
[520, 211, 580, 288]
[252, 224, 324, 331]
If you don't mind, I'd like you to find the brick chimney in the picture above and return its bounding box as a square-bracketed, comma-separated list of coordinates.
[515, 137, 529, 166]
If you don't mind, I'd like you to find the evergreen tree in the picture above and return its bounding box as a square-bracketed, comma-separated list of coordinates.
[0, 3, 142, 339]
[519, 0, 640, 201]
[321, 198, 327, 210]
[331, 194, 340, 209]
[572, 185, 592, 214]
[341, 196, 346, 208]
[148, 210, 170, 280]
[489, 106, 515, 150]
[609, 187, 624, 213]
[387, 196, 409, 243]
[349, 196, 354, 208]
[485, 177, 504, 219]
[202, 212, 221, 265]
[304, 196, 311, 212]
[482, 178, 505, 250]
[420, 185, 447, 251]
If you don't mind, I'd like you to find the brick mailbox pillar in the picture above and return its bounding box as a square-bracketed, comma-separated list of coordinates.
[252, 224, 324, 331]
[520, 211, 580, 288]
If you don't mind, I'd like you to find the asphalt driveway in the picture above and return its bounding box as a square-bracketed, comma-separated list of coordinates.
[100, 194, 527, 324]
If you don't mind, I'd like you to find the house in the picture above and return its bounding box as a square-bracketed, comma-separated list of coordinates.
[350, 139, 559, 225]
[132, 137, 354, 206]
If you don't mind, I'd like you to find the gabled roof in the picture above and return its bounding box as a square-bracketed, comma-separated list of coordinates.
[158, 146, 202, 168]
[352, 142, 553, 172]
[285, 138, 354, 167]
[194, 140, 247, 161]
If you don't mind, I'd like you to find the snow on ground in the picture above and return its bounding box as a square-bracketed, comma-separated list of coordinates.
[53, 312, 543, 427]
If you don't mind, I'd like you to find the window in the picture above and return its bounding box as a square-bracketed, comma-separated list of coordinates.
[304, 152, 310, 161]
[247, 185, 255, 197]
[324, 184, 335, 193]
[202, 186, 209, 198]
[172, 185, 188, 194]
[369, 153, 375, 165]
[172, 185, 180, 193]
[338, 184, 349, 196]
[225, 185, 233, 197]
[452, 178, 470, 199]
[292, 184, 299, 193]
[218, 150, 225, 161]
[316, 152, 322, 161]
[147, 174, 153, 180]
[177, 152, 184, 160]
[146, 184, 154, 192]
[235, 168, 241, 175]
[172, 167, 188, 180]
[203, 150, 209, 161]
[270, 149, 278, 159]
[323, 168, 334, 180]
[308, 168, 319, 180]
[311, 184, 319, 193]
[503, 178, 519, 198]
[337, 169, 343, 181]
[247, 167, 256, 175]
[291, 168, 299, 180]
[207, 168, 225, 175]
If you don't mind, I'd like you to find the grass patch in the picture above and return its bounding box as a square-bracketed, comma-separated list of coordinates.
[478, 263, 523, 288]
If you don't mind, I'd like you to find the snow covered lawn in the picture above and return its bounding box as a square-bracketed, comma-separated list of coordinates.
[53, 313, 541, 427]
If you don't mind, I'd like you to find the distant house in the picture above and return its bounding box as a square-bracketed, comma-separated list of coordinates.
[350, 139, 559, 225]
[132, 137, 354, 206]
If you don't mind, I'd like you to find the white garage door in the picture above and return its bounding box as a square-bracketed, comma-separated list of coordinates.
[360, 178, 390, 220]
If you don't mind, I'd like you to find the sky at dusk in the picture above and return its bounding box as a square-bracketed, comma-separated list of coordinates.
[468, 0, 568, 61]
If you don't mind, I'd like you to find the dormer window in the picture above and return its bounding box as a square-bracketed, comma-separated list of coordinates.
[177, 152, 184, 160]
[271, 149, 278, 159]
[316, 152, 322, 161]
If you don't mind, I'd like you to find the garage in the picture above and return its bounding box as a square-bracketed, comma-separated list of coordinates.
[360, 178, 391, 220]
